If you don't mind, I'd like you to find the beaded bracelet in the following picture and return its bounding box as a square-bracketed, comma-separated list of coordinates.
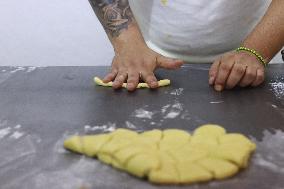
[236, 47, 267, 67]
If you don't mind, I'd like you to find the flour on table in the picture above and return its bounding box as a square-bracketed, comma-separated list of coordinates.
[133, 109, 154, 119]
[180, 110, 192, 120]
[210, 101, 224, 104]
[10, 67, 26, 74]
[2, 66, 40, 75]
[125, 121, 136, 129]
[84, 122, 116, 133]
[163, 102, 183, 119]
[253, 129, 284, 174]
[14, 124, 22, 129]
[0, 134, 36, 168]
[31, 158, 93, 189]
[161, 104, 171, 114]
[269, 76, 284, 99]
[271, 104, 278, 109]
[0, 123, 25, 140]
[26, 66, 37, 73]
[170, 88, 184, 96]
[0, 127, 12, 139]
[10, 131, 25, 139]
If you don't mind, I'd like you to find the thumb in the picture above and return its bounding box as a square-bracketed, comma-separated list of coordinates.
[156, 55, 184, 70]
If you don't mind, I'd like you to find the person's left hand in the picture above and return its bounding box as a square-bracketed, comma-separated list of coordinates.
[209, 51, 265, 91]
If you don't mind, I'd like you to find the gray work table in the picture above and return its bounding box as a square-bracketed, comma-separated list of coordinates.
[0, 64, 283, 189]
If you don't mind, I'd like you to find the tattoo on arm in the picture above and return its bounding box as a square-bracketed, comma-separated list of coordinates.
[89, 0, 135, 37]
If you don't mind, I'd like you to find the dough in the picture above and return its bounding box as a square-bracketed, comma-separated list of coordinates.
[94, 77, 171, 88]
[64, 125, 256, 185]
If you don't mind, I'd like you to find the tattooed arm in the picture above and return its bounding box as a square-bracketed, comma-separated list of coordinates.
[89, 0, 134, 38]
[89, 0, 184, 91]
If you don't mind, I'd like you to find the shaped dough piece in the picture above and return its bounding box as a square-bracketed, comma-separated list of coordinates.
[63, 134, 110, 156]
[219, 133, 256, 151]
[170, 146, 208, 163]
[211, 143, 253, 168]
[98, 129, 139, 165]
[148, 152, 179, 184]
[197, 157, 239, 179]
[190, 135, 219, 152]
[177, 162, 213, 184]
[94, 77, 170, 88]
[194, 124, 226, 138]
[140, 129, 162, 143]
[159, 129, 191, 152]
[126, 153, 160, 178]
[64, 125, 256, 185]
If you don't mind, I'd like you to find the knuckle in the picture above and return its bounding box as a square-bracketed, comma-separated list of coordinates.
[220, 62, 232, 72]
[246, 71, 255, 79]
[234, 65, 245, 74]
[116, 75, 126, 82]
[118, 68, 127, 73]
[109, 72, 116, 77]
[127, 78, 138, 84]
[258, 74, 265, 81]
[128, 72, 138, 78]
[111, 68, 118, 73]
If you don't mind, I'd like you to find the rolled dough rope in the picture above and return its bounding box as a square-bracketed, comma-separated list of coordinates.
[94, 77, 170, 88]
[64, 125, 256, 185]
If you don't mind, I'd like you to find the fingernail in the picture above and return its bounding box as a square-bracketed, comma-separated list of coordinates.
[215, 85, 223, 91]
[127, 83, 133, 88]
[209, 77, 214, 85]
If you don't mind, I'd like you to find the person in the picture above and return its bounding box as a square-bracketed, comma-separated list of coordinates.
[89, 0, 284, 91]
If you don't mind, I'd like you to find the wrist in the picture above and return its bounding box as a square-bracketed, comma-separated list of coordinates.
[236, 46, 268, 67]
[241, 41, 271, 63]
[111, 24, 146, 53]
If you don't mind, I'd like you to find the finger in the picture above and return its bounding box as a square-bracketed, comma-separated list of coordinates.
[251, 68, 265, 87]
[141, 71, 158, 88]
[239, 67, 257, 87]
[113, 71, 127, 89]
[209, 59, 221, 85]
[156, 56, 184, 70]
[214, 59, 235, 91]
[126, 71, 139, 91]
[225, 64, 246, 89]
[103, 69, 118, 83]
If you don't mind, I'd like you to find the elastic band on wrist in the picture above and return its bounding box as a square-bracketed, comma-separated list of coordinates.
[236, 47, 267, 67]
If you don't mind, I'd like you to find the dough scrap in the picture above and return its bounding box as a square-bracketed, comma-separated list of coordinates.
[64, 124, 256, 185]
[94, 77, 171, 88]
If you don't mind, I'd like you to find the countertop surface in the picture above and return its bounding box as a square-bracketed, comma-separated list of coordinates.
[0, 64, 283, 189]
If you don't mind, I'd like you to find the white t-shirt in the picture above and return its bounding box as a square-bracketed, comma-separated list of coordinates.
[129, 0, 271, 63]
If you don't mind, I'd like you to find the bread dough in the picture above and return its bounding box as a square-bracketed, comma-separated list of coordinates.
[94, 77, 171, 88]
[64, 125, 256, 185]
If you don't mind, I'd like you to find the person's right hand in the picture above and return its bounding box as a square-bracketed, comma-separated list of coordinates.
[103, 37, 184, 91]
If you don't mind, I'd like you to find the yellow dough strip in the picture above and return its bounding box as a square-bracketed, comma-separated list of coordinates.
[94, 77, 170, 88]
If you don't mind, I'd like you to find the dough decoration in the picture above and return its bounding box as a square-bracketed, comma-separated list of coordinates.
[94, 77, 171, 88]
[64, 124, 256, 185]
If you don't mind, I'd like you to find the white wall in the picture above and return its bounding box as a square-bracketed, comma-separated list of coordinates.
[0, 0, 114, 66]
[0, 0, 282, 66]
